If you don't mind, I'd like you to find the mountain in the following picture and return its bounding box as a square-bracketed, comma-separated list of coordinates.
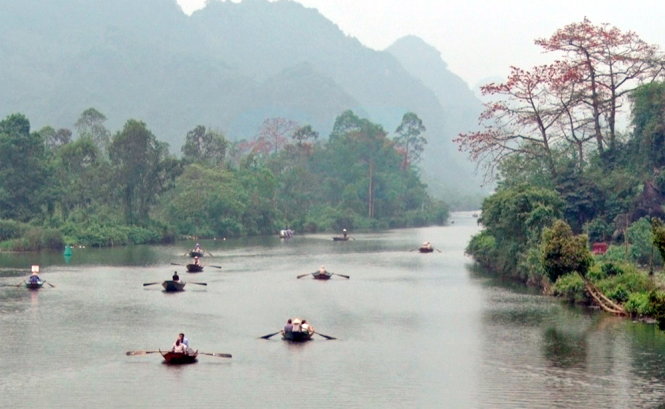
[0, 0, 485, 198]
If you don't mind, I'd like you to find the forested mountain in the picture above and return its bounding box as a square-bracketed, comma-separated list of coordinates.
[0, 0, 485, 198]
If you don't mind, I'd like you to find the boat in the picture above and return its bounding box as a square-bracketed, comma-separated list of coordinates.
[159, 349, 198, 364]
[312, 271, 333, 280]
[186, 264, 203, 273]
[162, 280, 186, 292]
[189, 250, 204, 258]
[279, 229, 294, 239]
[25, 279, 44, 289]
[282, 318, 315, 342]
[418, 247, 434, 253]
[332, 236, 349, 241]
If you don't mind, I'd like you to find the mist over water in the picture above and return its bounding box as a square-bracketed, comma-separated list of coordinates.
[1, 212, 664, 408]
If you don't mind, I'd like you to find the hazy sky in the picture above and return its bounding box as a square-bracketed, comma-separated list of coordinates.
[177, 0, 665, 88]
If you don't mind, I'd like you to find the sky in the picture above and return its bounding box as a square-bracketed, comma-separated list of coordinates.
[177, 0, 665, 89]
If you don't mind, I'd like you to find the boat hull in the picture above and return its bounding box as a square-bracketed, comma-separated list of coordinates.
[189, 251, 204, 258]
[162, 280, 186, 292]
[312, 272, 332, 280]
[160, 350, 198, 364]
[25, 280, 44, 289]
[186, 264, 203, 273]
[418, 247, 434, 253]
[282, 330, 314, 342]
[332, 236, 349, 241]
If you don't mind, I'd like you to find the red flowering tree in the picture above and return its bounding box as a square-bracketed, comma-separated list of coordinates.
[456, 18, 664, 179]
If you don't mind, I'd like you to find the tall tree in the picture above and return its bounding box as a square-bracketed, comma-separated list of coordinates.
[535, 18, 664, 153]
[0, 114, 49, 221]
[394, 112, 427, 170]
[181, 125, 229, 167]
[109, 119, 179, 224]
[75, 108, 111, 154]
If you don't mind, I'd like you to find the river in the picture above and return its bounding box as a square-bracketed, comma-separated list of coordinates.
[1, 211, 664, 409]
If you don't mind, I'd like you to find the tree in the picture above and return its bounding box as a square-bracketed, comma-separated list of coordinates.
[456, 19, 665, 179]
[0, 114, 49, 221]
[394, 112, 427, 170]
[252, 118, 299, 155]
[630, 82, 665, 171]
[181, 125, 229, 167]
[75, 108, 111, 153]
[109, 120, 179, 224]
[535, 18, 665, 153]
[39, 126, 72, 151]
[540, 219, 593, 282]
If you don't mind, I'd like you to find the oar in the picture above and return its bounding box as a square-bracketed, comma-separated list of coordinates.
[0, 283, 21, 287]
[208, 265, 222, 269]
[296, 273, 312, 279]
[259, 331, 282, 339]
[435, 248, 443, 253]
[126, 350, 161, 356]
[206, 251, 214, 257]
[332, 273, 350, 279]
[314, 331, 337, 340]
[187, 281, 207, 286]
[198, 352, 232, 358]
[44, 281, 56, 288]
[143, 282, 161, 286]
[171, 262, 184, 266]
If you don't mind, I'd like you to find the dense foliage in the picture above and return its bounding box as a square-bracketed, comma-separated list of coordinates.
[0, 109, 448, 249]
[461, 19, 665, 327]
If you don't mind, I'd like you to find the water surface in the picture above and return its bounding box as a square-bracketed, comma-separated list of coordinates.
[1, 212, 664, 408]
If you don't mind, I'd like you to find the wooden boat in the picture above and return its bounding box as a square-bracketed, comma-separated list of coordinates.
[312, 271, 333, 280]
[159, 349, 198, 364]
[25, 279, 44, 289]
[332, 236, 349, 241]
[418, 247, 434, 253]
[189, 250, 204, 258]
[162, 280, 186, 292]
[186, 264, 203, 273]
[282, 319, 315, 342]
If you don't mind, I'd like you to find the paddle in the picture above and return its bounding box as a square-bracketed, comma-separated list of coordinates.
[332, 273, 350, 279]
[208, 265, 222, 269]
[206, 251, 214, 257]
[171, 262, 184, 266]
[126, 350, 161, 356]
[314, 331, 337, 340]
[187, 281, 207, 286]
[198, 352, 232, 358]
[143, 282, 161, 286]
[0, 283, 21, 287]
[44, 281, 56, 288]
[259, 331, 282, 339]
[296, 273, 312, 279]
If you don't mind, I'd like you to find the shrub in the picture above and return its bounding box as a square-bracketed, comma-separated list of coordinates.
[551, 272, 587, 303]
[624, 292, 655, 316]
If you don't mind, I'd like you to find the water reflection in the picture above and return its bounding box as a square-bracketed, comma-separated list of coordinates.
[542, 327, 588, 368]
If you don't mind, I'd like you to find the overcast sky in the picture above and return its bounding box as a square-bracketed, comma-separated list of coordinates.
[177, 0, 665, 89]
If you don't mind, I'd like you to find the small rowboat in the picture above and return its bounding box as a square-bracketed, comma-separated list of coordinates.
[332, 236, 349, 241]
[162, 280, 186, 292]
[25, 279, 44, 289]
[159, 349, 198, 364]
[282, 319, 315, 342]
[189, 250, 204, 258]
[418, 247, 434, 253]
[312, 272, 333, 280]
[186, 264, 203, 273]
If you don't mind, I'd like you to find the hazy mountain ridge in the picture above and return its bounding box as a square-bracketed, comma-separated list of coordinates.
[0, 0, 485, 196]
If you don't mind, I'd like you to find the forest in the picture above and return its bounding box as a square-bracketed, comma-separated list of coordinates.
[0, 109, 448, 250]
[457, 19, 665, 327]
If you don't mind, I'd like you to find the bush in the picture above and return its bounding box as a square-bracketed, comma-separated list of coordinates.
[624, 292, 655, 316]
[551, 273, 588, 303]
[0, 219, 27, 241]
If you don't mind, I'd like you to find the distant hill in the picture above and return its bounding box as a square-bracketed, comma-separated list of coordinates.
[0, 0, 486, 198]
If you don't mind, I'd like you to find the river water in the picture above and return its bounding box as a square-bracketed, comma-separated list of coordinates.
[1, 212, 664, 409]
